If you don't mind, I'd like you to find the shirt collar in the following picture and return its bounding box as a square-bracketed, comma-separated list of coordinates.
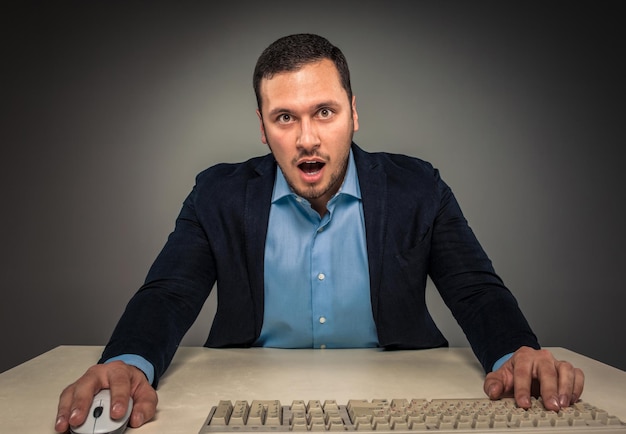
[272, 149, 361, 203]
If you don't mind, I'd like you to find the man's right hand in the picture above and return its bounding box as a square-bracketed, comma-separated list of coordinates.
[55, 361, 158, 433]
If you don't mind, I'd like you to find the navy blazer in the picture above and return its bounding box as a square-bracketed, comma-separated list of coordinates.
[101, 144, 539, 385]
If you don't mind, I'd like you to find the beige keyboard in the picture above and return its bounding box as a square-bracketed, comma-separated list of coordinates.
[198, 398, 626, 433]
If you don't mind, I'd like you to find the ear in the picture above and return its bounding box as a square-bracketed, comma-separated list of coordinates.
[351, 95, 359, 132]
[256, 109, 268, 144]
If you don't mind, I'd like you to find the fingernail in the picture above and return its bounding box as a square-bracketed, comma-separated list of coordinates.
[548, 396, 560, 410]
[518, 396, 531, 408]
[112, 403, 124, 416]
[55, 415, 65, 427]
[559, 394, 570, 407]
[488, 384, 498, 397]
[70, 408, 80, 421]
[571, 393, 579, 403]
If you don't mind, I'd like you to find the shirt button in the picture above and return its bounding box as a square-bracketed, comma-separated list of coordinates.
[317, 227, 324, 233]
[319, 316, 326, 324]
[320, 344, 327, 349]
[317, 273, 325, 281]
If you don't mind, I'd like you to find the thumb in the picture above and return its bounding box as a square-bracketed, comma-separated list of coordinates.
[484, 372, 506, 400]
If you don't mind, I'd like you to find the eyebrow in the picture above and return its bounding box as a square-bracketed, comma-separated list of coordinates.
[266, 100, 342, 118]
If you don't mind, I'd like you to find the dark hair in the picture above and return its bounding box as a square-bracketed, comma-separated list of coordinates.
[253, 33, 352, 110]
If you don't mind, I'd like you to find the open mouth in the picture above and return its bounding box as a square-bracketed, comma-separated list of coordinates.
[298, 161, 325, 175]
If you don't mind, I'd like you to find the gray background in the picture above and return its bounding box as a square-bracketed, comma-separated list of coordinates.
[2, 1, 625, 375]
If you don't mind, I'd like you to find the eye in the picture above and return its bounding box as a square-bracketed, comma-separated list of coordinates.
[276, 113, 293, 124]
[317, 108, 333, 119]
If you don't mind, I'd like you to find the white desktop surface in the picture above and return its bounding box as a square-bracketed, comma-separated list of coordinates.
[0, 346, 624, 433]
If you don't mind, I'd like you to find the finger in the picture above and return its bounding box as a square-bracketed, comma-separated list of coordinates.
[58, 370, 102, 430]
[107, 362, 158, 428]
[483, 372, 505, 399]
[484, 363, 517, 400]
[105, 361, 134, 419]
[512, 355, 534, 409]
[68, 378, 102, 427]
[555, 360, 576, 408]
[55, 384, 75, 433]
[129, 382, 159, 428]
[571, 367, 585, 404]
[537, 360, 560, 411]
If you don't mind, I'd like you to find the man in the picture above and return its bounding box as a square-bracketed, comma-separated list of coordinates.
[55, 33, 584, 432]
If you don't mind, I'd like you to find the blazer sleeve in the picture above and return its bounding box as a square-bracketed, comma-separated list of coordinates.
[428, 172, 540, 371]
[99, 182, 216, 386]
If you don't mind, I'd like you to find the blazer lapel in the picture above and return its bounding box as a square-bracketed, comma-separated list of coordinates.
[352, 145, 387, 321]
[244, 154, 276, 338]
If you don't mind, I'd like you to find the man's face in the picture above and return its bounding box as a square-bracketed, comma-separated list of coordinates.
[256, 58, 359, 214]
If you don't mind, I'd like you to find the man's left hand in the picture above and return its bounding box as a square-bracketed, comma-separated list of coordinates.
[483, 346, 585, 411]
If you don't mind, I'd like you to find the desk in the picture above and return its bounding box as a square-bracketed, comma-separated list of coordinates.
[1, 346, 624, 433]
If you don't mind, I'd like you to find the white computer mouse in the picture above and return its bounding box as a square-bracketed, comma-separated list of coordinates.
[70, 389, 133, 434]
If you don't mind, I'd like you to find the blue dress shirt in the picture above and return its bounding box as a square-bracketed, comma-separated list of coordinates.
[254, 150, 379, 349]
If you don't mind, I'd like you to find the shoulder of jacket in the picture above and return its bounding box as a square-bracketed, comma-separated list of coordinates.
[195, 153, 275, 184]
[354, 145, 438, 180]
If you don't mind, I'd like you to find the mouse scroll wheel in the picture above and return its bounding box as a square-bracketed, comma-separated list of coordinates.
[93, 406, 104, 418]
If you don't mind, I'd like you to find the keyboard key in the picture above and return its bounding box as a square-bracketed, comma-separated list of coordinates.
[209, 400, 232, 425]
[228, 400, 248, 425]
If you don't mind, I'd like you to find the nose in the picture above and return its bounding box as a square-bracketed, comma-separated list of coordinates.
[296, 117, 320, 151]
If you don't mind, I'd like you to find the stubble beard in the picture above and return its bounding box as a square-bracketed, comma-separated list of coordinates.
[272, 143, 351, 204]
